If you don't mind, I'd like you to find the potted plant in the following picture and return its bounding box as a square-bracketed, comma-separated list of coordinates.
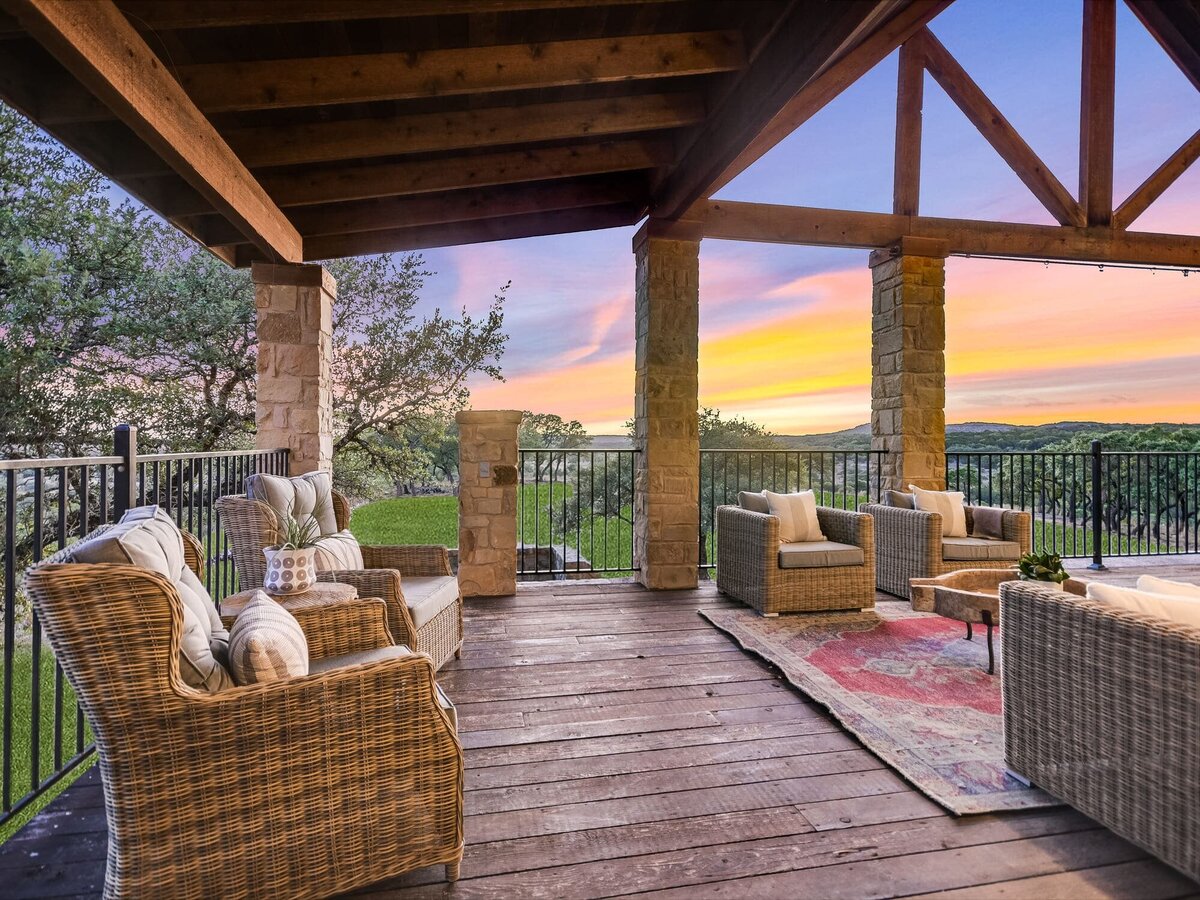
[1017, 551, 1070, 587]
[262, 504, 323, 596]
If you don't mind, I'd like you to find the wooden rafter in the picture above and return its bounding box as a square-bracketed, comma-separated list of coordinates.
[1113, 126, 1200, 229]
[692, 199, 1200, 267]
[893, 39, 925, 216]
[916, 28, 1085, 227]
[1125, 0, 1200, 93]
[218, 93, 705, 171]
[0, 0, 301, 262]
[1080, 0, 1116, 226]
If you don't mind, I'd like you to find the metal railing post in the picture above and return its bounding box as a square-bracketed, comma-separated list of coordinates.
[113, 424, 138, 518]
[1090, 439, 1107, 570]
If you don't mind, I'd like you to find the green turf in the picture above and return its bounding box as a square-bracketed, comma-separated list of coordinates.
[349, 495, 460, 547]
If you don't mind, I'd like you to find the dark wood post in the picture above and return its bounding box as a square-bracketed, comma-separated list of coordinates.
[113, 424, 138, 518]
[1089, 439, 1107, 570]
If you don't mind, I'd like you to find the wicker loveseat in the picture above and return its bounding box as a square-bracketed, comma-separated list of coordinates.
[218, 477, 462, 670]
[1001, 580, 1199, 882]
[25, 520, 464, 899]
[860, 496, 1031, 600]
[716, 498, 875, 616]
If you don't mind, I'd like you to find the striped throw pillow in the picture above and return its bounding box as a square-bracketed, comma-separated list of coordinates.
[228, 591, 309, 685]
[909, 485, 968, 538]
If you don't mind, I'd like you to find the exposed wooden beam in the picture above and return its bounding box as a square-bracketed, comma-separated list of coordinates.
[1080, 0, 1116, 226]
[706, 0, 952, 201]
[893, 39, 924, 216]
[192, 175, 647, 245]
[652, 0, 884, 219]
[0, 0, 301, 262]
[163, 31, 743, 115]
[1125, 0, 1200, 93]
[1113, 126, 1200, 229]
[282, 203, 644, 264]
[692, 199, 1200, 267]
[113, 1, 684, 31]
[917, 28, 1085, 227]
[219, 93, 705, 170]
[151, 139, 672, 217]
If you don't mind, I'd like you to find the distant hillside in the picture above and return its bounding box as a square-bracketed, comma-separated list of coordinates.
[778, 421, 1200, 451]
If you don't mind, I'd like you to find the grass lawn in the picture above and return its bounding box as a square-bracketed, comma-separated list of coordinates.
[349, 495, 460, 547]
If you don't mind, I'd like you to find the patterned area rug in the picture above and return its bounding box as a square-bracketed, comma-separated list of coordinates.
[700, 602, 1059, 815]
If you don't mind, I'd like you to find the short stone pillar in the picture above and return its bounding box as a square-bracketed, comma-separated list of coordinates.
[252, 261, 335, 475]
[456, 410, 522, 597]
[632, 230, 700, 590]
[869, 244, 947, 492]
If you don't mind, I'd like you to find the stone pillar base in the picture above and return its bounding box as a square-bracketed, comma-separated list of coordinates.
[456, 410, 522, 597]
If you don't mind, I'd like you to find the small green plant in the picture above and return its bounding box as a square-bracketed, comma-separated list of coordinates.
[1017, 551, 1069, 584]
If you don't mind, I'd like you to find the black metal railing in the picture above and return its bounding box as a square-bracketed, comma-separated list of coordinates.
[947, 442, 1200, 564]
[0, 425, 288, 827]
[517, 449, 638, 578]
[700, 449, 887, 571]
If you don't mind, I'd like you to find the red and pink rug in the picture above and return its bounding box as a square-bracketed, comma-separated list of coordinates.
[701, 602, 1059, 814]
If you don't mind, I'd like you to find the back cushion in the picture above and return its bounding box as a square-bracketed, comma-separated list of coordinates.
[68, 506, 232, 692]
[1086, 581, 1200, 629]
[883, 490, 915, 509]
[737, 491, 770, 514]
[246, 471, 338, 535]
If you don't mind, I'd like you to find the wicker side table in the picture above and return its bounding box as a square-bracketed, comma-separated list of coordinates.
[219, 581, 358, 629]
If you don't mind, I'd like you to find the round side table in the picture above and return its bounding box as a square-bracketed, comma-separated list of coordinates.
[219, 581, 358, 629]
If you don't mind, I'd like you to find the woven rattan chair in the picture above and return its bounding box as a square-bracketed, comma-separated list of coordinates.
[715, 505, 875, 616]
[25, 527, 464, 900]
[860, 502, 1031, 600]
[1001, 580, 1199, 882]
[218, 489, 463, 669]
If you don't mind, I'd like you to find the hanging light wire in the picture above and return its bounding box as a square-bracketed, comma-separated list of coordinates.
[959, 253, 1193, 277]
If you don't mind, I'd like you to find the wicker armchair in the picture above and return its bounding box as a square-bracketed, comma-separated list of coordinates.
[25, 528, 464, 900]
[716, 505, 875, 616]
[860, 502, 1031, 600]
[218, 489, 463, 669]
[1001, 580, 1199, 882]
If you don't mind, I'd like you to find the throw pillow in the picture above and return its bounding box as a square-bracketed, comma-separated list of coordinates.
[909, 486, 968, 538]
[228, 591, 310, 685]
[1086, 582, 1200, 629]
[1137, 575, 1200, 599]
[883, 490, 915, 509]
[970, 506, 1006, 540]
[763, 490, 825, 543]
[737, 491, 770, 514]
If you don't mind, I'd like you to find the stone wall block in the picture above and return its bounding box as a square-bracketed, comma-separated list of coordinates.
[456, 410, 522, 597]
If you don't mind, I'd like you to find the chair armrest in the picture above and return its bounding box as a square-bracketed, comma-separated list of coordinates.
[316, 569, 417, 645]
[1002, 509, 1032, 553]
[290, 598, 394, 660]
[860, 503, 942, 547]
[180, 530, 206, 581]
[816, 507, 873, 549]
[362, 544, 453, 577]
[715, 506, 778, 596]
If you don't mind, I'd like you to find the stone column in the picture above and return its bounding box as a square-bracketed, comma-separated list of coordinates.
[252, 261, 335, 475]
[632, 230, 700, 590]
[456, 409, 522, 597]
[869, 242, 947, 492]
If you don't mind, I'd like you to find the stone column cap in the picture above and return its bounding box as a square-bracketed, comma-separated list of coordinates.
[455, 409, 525, 425]
[251, 260, 338, 295]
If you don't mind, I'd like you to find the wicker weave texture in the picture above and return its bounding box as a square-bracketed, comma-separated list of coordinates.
[715, 505, 876, 616]
[23, 558, 464, 899]
[862, 503, 1032, 600]
[218, 492, 463, 669]
[1001, 581, 1200, 882]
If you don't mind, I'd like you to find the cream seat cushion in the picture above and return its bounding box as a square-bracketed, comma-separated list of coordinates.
[228, 590, 309, 685]
[1086, 581, 1200, 629]
[402, 576, 461, 629]
[763, 490, 825, 542]
[1137, 575, 1200, 599]
[308, 645, 457, 731]
[942, 536, 1022, 561]
[69, 506, 233, 692]
[910, 486, 968, 537]
[246, 471, 365, 570]
[778, 541, 864, 569]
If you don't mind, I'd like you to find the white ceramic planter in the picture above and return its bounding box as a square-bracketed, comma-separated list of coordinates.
[263, 546, 317, 595]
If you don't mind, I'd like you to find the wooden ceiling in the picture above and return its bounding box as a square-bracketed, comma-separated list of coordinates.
[0, 0, 944, 265]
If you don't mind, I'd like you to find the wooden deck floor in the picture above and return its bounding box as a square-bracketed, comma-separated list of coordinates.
[5, 570, 1200, 899]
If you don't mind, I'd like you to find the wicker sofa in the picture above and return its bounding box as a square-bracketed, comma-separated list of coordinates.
[1001, 580, 1199, 882]
[218, 484, 463, 670]
[25, 522, 464, 899]
[860, 497, 1031, 601]
[716, 501, 875, 616]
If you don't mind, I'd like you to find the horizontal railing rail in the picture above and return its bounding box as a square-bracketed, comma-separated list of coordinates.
[700, 449, 887, 571]
[517, 448, 638, 578]
[1, 425, 288, 828]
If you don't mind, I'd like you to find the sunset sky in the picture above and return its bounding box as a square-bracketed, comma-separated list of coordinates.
[419, 0, 1200, 435]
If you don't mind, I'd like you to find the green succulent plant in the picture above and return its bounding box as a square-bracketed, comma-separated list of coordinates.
[1017, 551, 1069, 584]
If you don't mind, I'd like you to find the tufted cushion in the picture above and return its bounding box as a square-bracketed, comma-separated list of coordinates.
[246, 471, 338, 536]
[777, 541, 864, 569]
[68, 506, 232, 692]
[228, 590, 309, 685]
[737, 491, 770, 514]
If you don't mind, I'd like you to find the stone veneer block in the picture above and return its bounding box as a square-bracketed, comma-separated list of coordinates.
[457, 409, 523, 597]
[869, 251, 947, 492]
[633, 234, 700, 590]
[252, 262, 335, 475]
